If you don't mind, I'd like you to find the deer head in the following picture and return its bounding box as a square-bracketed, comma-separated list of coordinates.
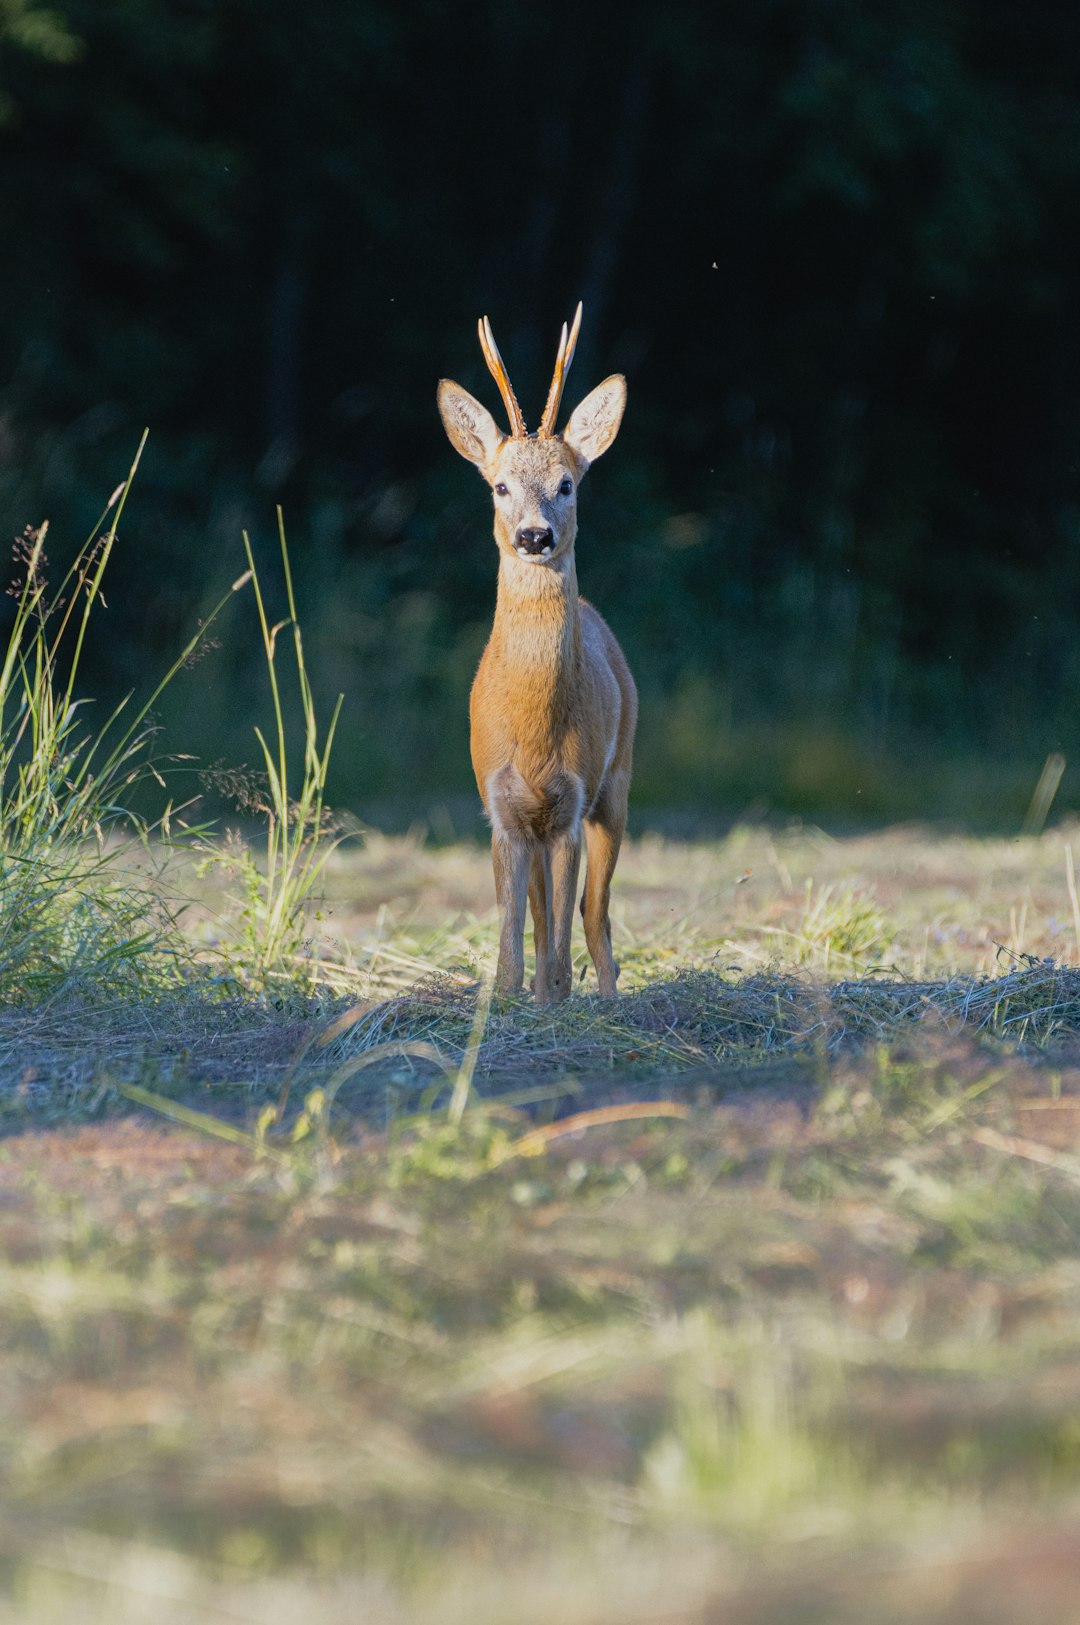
[438, 303, 626, 568]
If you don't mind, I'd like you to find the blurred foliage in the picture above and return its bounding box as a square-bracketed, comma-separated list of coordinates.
[1, 0, 1079, 823]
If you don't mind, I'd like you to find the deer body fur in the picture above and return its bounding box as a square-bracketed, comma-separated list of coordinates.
[438, 305, 636, 1003]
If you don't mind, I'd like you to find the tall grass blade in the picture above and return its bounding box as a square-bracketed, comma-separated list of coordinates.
[448, 975, 494, 1125]
[202, 518, 350, 992]
[1022, 751, 1065, 837]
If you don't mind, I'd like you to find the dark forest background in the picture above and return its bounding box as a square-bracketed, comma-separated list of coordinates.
[2, 0, 1079, 832]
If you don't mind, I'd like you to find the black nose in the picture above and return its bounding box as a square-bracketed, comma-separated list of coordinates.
[516, 526, 554, 555]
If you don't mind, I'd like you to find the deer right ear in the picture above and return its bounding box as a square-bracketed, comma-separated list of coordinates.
[438, 380, 505, 472]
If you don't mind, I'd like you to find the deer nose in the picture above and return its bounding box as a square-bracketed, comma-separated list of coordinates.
[516, 526, 554, 556]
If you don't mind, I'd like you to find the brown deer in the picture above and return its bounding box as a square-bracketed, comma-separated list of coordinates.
[438, 304, 636, 1003]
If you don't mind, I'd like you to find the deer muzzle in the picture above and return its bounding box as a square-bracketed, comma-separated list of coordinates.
[515, 525, 555, 559]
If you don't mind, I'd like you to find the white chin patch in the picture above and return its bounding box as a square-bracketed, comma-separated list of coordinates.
[515, 545, 554, 562]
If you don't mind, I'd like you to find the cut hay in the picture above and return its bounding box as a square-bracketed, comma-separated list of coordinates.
[3, 960, 1080, 1129]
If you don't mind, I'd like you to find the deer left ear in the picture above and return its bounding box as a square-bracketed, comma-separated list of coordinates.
[562, 375, 626, 469]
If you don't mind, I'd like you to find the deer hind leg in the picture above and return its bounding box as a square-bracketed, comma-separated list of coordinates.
[580, 775, 628, 997]
[528, 846, 553, 1002]
[492, 833, 530, 995]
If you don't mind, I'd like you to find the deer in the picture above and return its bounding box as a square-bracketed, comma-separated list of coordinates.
[437, 303, 637, 1005]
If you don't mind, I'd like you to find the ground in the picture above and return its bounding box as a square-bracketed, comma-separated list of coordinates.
[3, 822, 1080, 1623]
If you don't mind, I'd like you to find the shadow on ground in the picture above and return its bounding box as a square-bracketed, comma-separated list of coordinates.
[3, 961, 1080, 1134]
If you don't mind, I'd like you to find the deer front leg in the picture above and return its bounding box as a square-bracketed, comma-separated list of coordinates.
[545, 833, 581, 1004]
[492, 833, 530, 995]
[528, 846, 554, 1003]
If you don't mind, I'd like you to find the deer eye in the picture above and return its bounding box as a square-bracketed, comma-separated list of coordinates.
[494, 482, 509, 497]
[558, 478, 573, 497]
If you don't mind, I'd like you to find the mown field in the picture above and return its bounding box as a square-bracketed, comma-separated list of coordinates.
[5, 822, 1080, 1624]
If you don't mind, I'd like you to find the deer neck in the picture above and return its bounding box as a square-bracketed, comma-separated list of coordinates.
[491, 549, 582, 756]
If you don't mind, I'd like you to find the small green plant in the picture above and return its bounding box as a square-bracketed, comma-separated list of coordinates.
[198, 510, 351, 993]
[770, 880, 896, 972]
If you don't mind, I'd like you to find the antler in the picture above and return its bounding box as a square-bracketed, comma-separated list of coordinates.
[538, 301, 583, 439]
[478, 314, 527, 438]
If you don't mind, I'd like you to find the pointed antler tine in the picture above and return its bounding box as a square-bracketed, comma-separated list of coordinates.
[539, 302, 583, 437]
[564, 301, 582, 372]
[478, 314, 501, 377]
[478, 314, 527, 437]
[538, 323, 568, 438]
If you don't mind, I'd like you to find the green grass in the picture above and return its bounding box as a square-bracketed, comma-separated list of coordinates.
[0, 436, 230, 1002]
[192, 512, 352, 995]
[0, 450, 347, 1006]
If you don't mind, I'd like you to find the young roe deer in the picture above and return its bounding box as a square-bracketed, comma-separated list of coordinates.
[438, 303, 637, 1004]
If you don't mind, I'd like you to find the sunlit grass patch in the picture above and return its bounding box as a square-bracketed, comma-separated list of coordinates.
[746, 878, 897, 972]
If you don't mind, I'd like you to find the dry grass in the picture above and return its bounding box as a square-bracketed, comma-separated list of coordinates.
[5, 822, 1080, 1622]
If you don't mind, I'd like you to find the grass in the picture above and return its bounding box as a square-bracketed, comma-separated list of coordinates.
[3, 827, 1080, 1621]
[0, 437, 234, 1002]
[7, 460, 1080, 1620]
[191, 513, 350, 995]
[0, 451, 346, 1005]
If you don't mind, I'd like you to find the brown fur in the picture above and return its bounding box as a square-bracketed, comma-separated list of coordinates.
[438, 334, 636, 1003]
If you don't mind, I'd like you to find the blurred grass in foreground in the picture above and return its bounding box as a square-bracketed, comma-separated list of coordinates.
[4, 828, 1080, 1621]
[4, 1008, 1080, 1624]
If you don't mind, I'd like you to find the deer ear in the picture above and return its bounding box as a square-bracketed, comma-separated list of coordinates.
[438, 379, 504, 472]
[562, 375, 626, 468]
